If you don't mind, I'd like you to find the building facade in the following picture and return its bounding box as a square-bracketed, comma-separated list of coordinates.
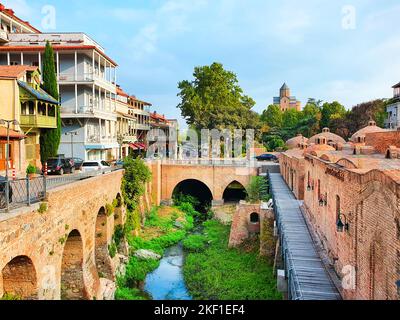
[280, 123, 400, 300]
[273, 83, 302, 112]
[386, 82, 400, 130]
[0, 65, 58, 173]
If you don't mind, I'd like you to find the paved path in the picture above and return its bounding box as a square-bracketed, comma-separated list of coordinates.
[269, 173, 341, 300]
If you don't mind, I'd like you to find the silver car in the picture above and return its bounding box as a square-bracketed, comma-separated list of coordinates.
[81, 160, 110, 173]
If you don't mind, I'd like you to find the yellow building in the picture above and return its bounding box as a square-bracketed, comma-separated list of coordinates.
[0, 65, 58, 174]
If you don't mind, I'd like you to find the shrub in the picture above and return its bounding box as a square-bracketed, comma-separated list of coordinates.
[125, 257, 160, 285]
[108, 243, 117, 258]
[106, 203, 114, 217]
[246, 176, 270, 203]
[115, 287, 148, 300]
[26, 164, 37, 175]
[38, 202, 48, 214]
[183, 235, 206, 252]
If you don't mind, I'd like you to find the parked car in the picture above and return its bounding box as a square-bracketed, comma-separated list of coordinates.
[47, 157, 75, 175]
[68, 157, 84, 170]
[81, 160, 111, 173]
[0, 175, 12, 209]
[115, 159, 125, 166]
[255, 154, 278, 162]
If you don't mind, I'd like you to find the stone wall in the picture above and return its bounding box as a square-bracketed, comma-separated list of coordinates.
[365, 131, 400, 154]
[0, 171, 127, 300]
[280, 153, 305, 200]
[228, 203, 274, 250]
[303, 155, 400, 300]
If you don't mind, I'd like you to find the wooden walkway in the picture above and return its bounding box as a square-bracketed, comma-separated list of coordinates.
[269, 173, 341, 300]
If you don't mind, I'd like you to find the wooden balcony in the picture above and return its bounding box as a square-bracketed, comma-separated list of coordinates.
[20, 114, 57, 129]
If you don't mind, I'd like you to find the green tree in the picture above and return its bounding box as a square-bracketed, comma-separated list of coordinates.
[266, 137, 285, 151]
[40, 41, 61, 163]
[282, 109, 301, 128]
[320, 101, 346, 129]
[261, 104, 283, 128]
[177, 62, 257, 131]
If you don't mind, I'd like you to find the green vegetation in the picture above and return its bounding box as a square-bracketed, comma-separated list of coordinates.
[115, 205, 195, 300]
[260, 98, 388, 149]
[183, 235, 206, 252]
[183, 220, 281, 300]
[0, 293, 21, 300]
[177, 62, 261, 132]
[246, 176, 270, 204]
[26, 164, 37, 175]
[40, 41, 61, 163]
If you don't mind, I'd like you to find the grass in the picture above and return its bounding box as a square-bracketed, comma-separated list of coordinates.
[183, 235, 207, 252]
[115, 205, 195, 300]
[183, 220, 282, 300]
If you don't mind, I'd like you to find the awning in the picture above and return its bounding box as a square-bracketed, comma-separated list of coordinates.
[85, 143, 120, 150]
[0, 127, 26, 139]
[129, 143, 147, 150]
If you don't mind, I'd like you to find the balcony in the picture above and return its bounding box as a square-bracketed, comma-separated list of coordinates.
[58, 72, 116, 93]
[20, 114, 57, 129]
[136, 124, 151, 131]
[0, 30, 8, 43]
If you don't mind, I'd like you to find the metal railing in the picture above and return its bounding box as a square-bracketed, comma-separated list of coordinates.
[0, 166, 123, 213]
[158, 159, 255, 167]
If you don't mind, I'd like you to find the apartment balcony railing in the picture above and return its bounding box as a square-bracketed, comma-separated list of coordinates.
[135, 124, 151, 131]
[58, 72, 116, 92]
[20, 114, 57, 129]
[0, 30, 8, 43]
[86, 135, 117, 145]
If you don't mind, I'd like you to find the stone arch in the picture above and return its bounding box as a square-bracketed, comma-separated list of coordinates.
[223, 180, 247, 203]
[320, 154, 333, 162]
[337, 158, 358, 169]
[95, 207, 113, 280]
[61, 229, 87, 300]
[250, 212, 260, 223]
[1, 255, 37, 300]
[172, 179, 213, 211]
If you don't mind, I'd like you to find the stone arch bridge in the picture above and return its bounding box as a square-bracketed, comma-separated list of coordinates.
[149, 160, 259, 206]
[0, 171, 129, 300]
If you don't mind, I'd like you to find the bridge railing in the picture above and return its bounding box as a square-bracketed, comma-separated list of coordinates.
[0, 166, 123, 213]
[156, 159, 256, 167]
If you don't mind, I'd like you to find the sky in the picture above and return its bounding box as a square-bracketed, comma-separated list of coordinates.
[4, 0, 400, 127]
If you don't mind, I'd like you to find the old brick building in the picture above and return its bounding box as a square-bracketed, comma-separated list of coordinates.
[280, 124, 400, 300]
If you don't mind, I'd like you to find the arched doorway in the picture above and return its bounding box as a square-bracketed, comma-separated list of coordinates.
[172, 179, 213, 212]
[250, 212, 260, 224]
[223, 181, 247, 204]
[95, 207, 113, 280]
[61, 230, 87, 300]
[249, 212, 261, 234]
[1, 256, 37, 300]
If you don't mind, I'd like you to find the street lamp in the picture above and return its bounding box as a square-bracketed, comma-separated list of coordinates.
[65, 131, 78, 158]
[0, 119, 20, 212]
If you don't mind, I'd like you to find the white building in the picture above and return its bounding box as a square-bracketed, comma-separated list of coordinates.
[0, 5, 119, 161]
[386, 82, 400, 130]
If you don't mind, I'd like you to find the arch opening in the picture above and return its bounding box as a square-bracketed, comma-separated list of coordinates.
[250, 212, 260, 224]
[61, 230, 87, 300]
[223, 181, 247, 204]
[95, 207, 113, 280]
[172, 179, 213, 212]
[1, 256, 37, 300]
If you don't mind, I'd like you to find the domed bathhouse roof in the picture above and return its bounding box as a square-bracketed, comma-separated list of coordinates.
[350, 121, 386, 144]
[286, 134, 309, 150]
[308, 128, 346, 146]
[304, 143, 336, 156]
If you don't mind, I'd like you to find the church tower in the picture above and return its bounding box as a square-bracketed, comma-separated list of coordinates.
[280, 83, 290, 98]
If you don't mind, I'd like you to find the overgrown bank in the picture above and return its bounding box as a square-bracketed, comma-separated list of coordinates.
[115, 205, 195, 300]
[183, 220, 282, 300]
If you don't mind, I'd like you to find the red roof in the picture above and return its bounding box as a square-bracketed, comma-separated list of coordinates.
[0, 127, 25, 139]
[0, 65, 38, 79]
[150, 112, 168, 122]
[0, 3, 41, 33]
[0, 45, 118, 66]
[116, 86, 129, 98]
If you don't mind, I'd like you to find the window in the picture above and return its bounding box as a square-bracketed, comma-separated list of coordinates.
[250, 212, 260, 224]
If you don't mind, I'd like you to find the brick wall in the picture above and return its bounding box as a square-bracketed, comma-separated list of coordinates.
[365, 131, 400, 154]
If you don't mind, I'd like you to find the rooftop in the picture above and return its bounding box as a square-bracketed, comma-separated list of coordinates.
[0, 65, 37, 79]
[0, 3, 41, 33]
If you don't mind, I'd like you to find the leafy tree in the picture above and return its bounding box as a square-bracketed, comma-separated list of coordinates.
[40, 41, 61, 163]
[346, 99, 387, 133]
[266, 137, 285, 152]
[177, 62, 257, 131]
[261, 105, 283, 128]
[320, 101, 346, 129]
[282, 109, 301, 128]
[246, 176, 270, 203]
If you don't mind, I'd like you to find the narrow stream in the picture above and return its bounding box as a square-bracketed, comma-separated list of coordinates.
[143, 243, 192, 300]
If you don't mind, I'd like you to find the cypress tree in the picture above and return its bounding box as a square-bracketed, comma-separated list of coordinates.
[40, 41, 61, 163]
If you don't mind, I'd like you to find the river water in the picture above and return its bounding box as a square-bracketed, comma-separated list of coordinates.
[144, 243, 192, 300]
